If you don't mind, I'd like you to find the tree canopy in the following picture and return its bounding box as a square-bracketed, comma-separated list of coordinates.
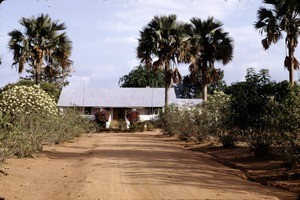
[8, 13, 73, 85]
[255, 0, 300, 85]
[184, 17, 233, 101]
[119, 65, 164, 88]
[137, 14, 188, 105]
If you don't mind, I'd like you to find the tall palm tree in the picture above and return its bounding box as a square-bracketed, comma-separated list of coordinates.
[255, 0, 300, 85]
[8, 13, 72, 85]
[185, 17, 233, 101]
[137, 14, 188, 106]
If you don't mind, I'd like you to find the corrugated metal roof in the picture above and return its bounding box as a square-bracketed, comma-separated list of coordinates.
[57, 87, 178, 108]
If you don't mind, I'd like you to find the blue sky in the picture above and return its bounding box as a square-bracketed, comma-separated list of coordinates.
[0, 0, 299, 89]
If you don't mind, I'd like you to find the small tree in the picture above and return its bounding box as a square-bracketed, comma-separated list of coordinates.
[119, 65, 164, 88]
[227, 68, 300, 158]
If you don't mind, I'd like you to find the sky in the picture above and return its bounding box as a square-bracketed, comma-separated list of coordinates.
[0, 0, 299, 89]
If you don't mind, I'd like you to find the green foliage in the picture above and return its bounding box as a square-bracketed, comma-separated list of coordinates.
[119, 65, 164, 88]
[0, 108, 94, 162]
[175, 73, 202, 98]
[45, 109, 95, 144]
[160, 67, 300, 164]
[129, 122, 146, 132]
[187, 17, 233, 101]
[117, 120, 128, 131]
[159, 105, 182, 136]
[137, 14, 187, 106]
[8, 13, 73, 85]
[0, 85, 57, 118]
[0, 80, 61, 102]
[160, 92, 230, 143]
[0, 84, 94, 162]
[255, 0, 300, 84]
[175, 70, 227, 98]
[227, 68, 276, 155]
[227, 68, 300, 159]
[267, 82, 300, 164]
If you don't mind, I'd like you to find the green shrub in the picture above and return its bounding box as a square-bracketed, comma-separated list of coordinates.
[0, 80, 61, 102]
[118, 119, 128, 131]
[219, 133, 236, 148]
[0, 108, 94, 163]
[145, 121, 156, 131]
[227, 69, 275, 156]
[268, 83, 300, 164]
[159, 105, 181, 136]
[0, 85, 57, 118]
[130, 122, 146, 132]
[159, 93, 231, 143]
[177, 107, 202, 142]
[227, 68, 300, 159]
[0, 85, 92, 162]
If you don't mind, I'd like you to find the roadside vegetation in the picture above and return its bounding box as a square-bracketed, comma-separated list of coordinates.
[0, 13, 94, 164]
[160, 68, 300, 166]
[0, 0, 299, 194]
[0, 84, 94, 164]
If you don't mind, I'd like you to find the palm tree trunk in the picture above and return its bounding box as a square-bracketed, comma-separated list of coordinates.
[288, 44, 295, 85]
[164, 62, 169, 107]
[202, 84, 208, 101]
[201, 60, 208, 101]
[34, 64, 41, 86]
[35, 68, 39, 85]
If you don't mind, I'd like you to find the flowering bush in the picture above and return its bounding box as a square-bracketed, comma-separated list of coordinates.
[0, 85, 57, 117]
[126, 110, 140, 123]
[94, 109, 110, 126]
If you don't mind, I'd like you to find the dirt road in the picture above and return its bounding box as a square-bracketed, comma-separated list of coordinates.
[0, 132, 297, 200]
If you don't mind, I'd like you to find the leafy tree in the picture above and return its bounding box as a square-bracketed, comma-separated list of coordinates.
[8, 14, 73, 85]
[184, 17, 233, 101]
[21, 62, 72, 88]
[175, 69, 227, 98]
[175, 74, 202, 98]
[227, 68, 300, 157]
[226, 68, 275, 155]
[137, 14, 189, 106]
[119, 65, 164, 88]
[255, 0, 300, 85]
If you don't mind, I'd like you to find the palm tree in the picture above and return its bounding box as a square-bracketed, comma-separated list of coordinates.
[137, 14, 188, 106]
[255, 0, 300, 85]
[8, 14, 72, 85]
[185, 17, 233, 101]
